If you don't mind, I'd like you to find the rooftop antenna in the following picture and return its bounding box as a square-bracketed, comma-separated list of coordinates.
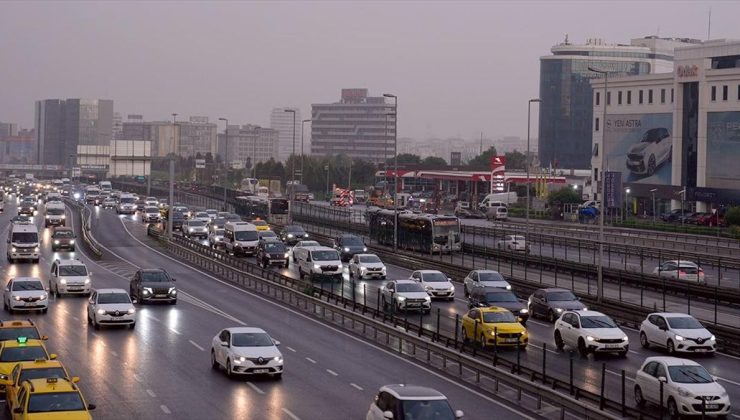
[707, 8, 712, 40]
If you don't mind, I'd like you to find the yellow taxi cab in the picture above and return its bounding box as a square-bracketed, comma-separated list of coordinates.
[6, 360, 76, 412]
[461, 306, 528, 349]
[0, 338, 56, 396]
[9, 377, 95, 420]
[0, 320, 48, 342]
[252, 219, 270, 231]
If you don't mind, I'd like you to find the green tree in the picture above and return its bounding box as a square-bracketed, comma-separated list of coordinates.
[505, 150, 526, 170]
[388, 153, 421, 165]
[467, 146, 498, 170]
[726, 207, 740, 227]
[421, 156, 447, 166]
[547, 187, 582, 205]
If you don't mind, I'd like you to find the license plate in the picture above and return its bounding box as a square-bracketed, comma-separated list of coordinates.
[253, 369, 269, 374]
[504, 338, 518, 343]
[705, 404, 719, 409]
[605, 344, 621, 349]
[155, 294, 167, 297]
[69, 287, 82, 291]
[695, 349, 708, 352]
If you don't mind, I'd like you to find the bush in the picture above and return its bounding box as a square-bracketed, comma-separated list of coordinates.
[725, 207, 740, 227]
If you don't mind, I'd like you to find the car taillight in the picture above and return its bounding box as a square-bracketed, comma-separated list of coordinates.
[679, 270, 686, 276]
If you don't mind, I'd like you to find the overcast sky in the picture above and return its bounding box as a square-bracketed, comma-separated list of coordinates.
[1, 1, 738, 141]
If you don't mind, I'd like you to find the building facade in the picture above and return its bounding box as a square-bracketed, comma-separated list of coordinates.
[122, 115, 213, 158]
[270, 107, 302, 162]
[539, 36, 699, 170]
[217, 125, 278, 169]
[311, 89, 396, 163]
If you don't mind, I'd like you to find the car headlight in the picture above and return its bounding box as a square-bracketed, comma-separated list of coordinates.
[127, 308, 135, 314]
[622, 336, 629, 342]
[720, 389, 728, 398]
[34, 247, 39, 252]
[397, 296, 406, 301]
[313, 264, 321, 270]
[274, 356, 283, 363]
[677, 387, 692, 398]
[520, 308, 529, 314]
[142, 287, 152, 295]
[97, 308, 106, 314]
[555, 308, 563, 313]
[343, 247, 350, 252]
[586, 335, 595, 342]
[710, 335, 716, 341]
[238, 356, 246, 362]
[61, 215, 65, 219]
[287, 234, 294, 238]
[449, 284, 455, 292]
[84, 278, 90, 284]
[284, 252, 289, 258]
[70, 239, 75, 244]
[40, 293, 48, 300]
[59, 279, 67, 284]
[424, 296, 431, 302]
[363, 247, 367, 252]
[675, 335, 685, 341]
[381, 266, 386, 273]
[360, 266, 367, 272]
[11, 247, 16, 252]
[45, 215, 50, 219]
[168, 287, 177, 296]
[582, 306, 588, 311]
[54, 240, 60, 245]
[13, 296, 21, 301]
[303, 233, 309, 237]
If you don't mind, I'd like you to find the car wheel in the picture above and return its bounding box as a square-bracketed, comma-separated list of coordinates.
[461, 327, 469, 344]
[479, 334, 487, 349]
[273, 372, 283, 380]
[634, 385, 645, 407]
[226, 359, 234, 378]
[640, 332, 650, 349]
[211, 350, 219, 369]
[547, 310, 557, 323]
[577, 338, 588, 357]
[129, 322, 136, 330]
[667, 397, 679, 419]
[667, 339, 676, 355]
[647, 155, 656, 176]
[554, 330, 564, 350]
[93, 316, 100, 330]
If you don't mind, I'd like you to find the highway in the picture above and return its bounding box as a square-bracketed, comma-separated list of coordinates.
[0, 198, 541, 420]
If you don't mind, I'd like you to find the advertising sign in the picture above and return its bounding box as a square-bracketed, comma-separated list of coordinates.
[604, 113, 673, 185]
[604, 171, 623, 208]
[707, 112, 740, 190]
[489, 156, 506, 193]
[195, 159, 206, 169]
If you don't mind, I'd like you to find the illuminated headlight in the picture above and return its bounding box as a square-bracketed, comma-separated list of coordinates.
[97, 309, 106, 315]
[449, 284, 455, 292]
[168, 287, 177, 296]
[238, 356, 246, 362]
[424, 296, 431, 302]
[127, 308, 135, 314]
[84, 278, 90, 284]
[34, 247, 39, 252]
[555, 308, 563, 313]
[622, 336, 629, 342]
[710, 335, 716, 341]
[363, 247, 367, 252]
[313, 264, 321, 270]
[142, 287, 152, 295]
[397, 296, 406, 301]
[343, 247, 350, 252]
[273, 356, 283, 363]
[303, 233, 308, 238]
[40, 293, 48, 300]
[287, 234, 294, 238]
[33, 210, 38, 215]
[13, 296, 21, 301]
[582, 307, 588, 311]
[73, 193, 80, 199]
[45, 215, 50, 219]
[61, 215, 65, 219]
[520, 308, 529, 314]
[284, 252, 289, 258]
[54, 240, 60, 245]
[488, 329, 497, 336]
[675, 335, 685, 341]
[189, 228, 194, 232]
[59, 279, 67, 285]
[70, 240, 75, 244]
[506, 285, 512, 290]
[381, 267, 387, 273]
[586, 336, 595, 342]
[11, 247, 16, 252]
[360, 267, 367, 273]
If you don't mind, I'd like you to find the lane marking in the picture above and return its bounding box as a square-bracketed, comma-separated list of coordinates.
[326, 369, 338, 376]
[169, 327, 182, 335]
[133, 373, 143, 383]
[189, 340, 205, 352]
[716, 377, 740, 387]
[286, 346, 297, 352]
[146, 389, 156, 398]
[160, 405, 171, 415]
[282, 408, 301, 420]
[305, 357, 317, 364]
[72, 316, 79, 321]
[606, 369, 635, 382]
[111, 351, 118, 357]
[246, 382, 265, 395]
[350, 383, 363, 391]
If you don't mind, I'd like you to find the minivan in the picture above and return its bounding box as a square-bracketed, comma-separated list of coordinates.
[7, 223, 40, 263]
[223, 222, 259, 256]
[293, 246, 343, 281]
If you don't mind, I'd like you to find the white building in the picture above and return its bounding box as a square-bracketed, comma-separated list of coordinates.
[217, 125, 278, 169]
[270, 107, 301, 162]
[591, 39, 740, 212]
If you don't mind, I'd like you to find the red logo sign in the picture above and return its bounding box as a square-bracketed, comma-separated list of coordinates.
[490, 156, 506, 171]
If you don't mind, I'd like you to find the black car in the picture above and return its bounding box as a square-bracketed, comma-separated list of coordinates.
[468, 286, 529, 325]
[280, 225, 308, 245]
[18, 199, 36, 216]
[333, 234, 367, 262]
[164, 211, 186, 232]
[256, 239, 289, 268]
[661, 209, 688, 222]
[130, 269, 177, 304]
[51, 227, 76, 251]
[527, 288, 586, 323]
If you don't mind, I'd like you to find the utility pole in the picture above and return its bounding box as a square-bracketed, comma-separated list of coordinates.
[168, 113, 177, 239]
[589, 66, 609, 303]
[218, 118, 228, 211]
[383, 94, 398, 251]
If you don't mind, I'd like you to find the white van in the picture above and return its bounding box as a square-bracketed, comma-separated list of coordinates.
[224, 222, 259, 256]
[7, 223, 40, 263]
[117, 194, 136, 214]
[44, 201, 66, 227]
[488, 206, 508, 221]
[293, 246, 343, 282]
[479, 192, 517, 209]
[99, 180, 112, 192]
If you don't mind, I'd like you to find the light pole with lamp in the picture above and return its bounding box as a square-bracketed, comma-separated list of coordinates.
[588, 66, 610, 303]
[650, 188, 657, 223]
[168, 113, 177, 240]
[383, 94, 398, 251]
[526, 98, 542, 246]
[284, 109, 297, 188]
[300, 119, 310, 185]
[624, 187, 631, 222]
[218, 117, 228, 211]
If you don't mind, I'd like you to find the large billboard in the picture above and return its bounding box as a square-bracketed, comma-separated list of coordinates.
[707, 112, 740, 191]
[604, 113, 673, 185]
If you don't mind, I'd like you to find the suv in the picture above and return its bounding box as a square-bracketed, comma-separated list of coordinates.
[51, 226, 76, 251]
[332, 234, 367, 262]
[554, 310, 628, 357]
[256, 239, 289, 268]
[626, 127, 672, 176]
[381, 280, 431, 313]
[294, 246, 343, 282]
[366, 384, 463, 420]
[468, 286, 529, 324]
[49, 259, 91, 296]
[129, 269, 177, 304]
[527, 288, 587, 323]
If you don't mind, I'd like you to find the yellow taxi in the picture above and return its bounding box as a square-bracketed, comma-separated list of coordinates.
[461, 306, 528, 349]
[252, 219, 270, 231]
[9, 377, 95, 419]
[6, 360, 76, 412]
[0, 320, 47, 342]
[0, 338, 56, 396]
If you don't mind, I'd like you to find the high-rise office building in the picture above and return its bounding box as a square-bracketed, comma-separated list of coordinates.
[217, 124, 278, 169]
[270, 107, 301, 162]
[311, 89, 395, 163]
[538, 36, 698, 170]
[122, 115, 215, 158]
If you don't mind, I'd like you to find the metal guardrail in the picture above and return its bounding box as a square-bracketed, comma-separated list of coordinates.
[66, 200, 102, 259]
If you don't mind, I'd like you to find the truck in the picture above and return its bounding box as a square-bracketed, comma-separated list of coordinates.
[479, 192, 518, 210]
[286, 183, 313, 202]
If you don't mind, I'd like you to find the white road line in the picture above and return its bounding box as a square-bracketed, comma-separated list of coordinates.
[246, 381, 265, 395]
[628, 350, 640, 354]
[282, 408, 301, 420]
[72, 316, 79, 321]
[147, 315, 161, 322]
[326, 369, 338, 376]
[717, 377, 740, 387]
[527, 343, 559, 355]
[160, 405, 171, 415]
[188, 340, 205, 352]
[286, 346, 297, 352]
[111, 351, 118, 357]
[350, 383, 363, 391]
[169, 327, 182, 335]
[305, 357, 317, 364]
[606, 369, 635, 381]
[133, 373, 143, 383]
[146, 389, 156, 398]
[731, 414, 740, 420]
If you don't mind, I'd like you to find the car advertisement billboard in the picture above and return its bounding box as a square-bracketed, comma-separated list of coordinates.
[603, 113, 673, 185]
[707, 112, 740, 190]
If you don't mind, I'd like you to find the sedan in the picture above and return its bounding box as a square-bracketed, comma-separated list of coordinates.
[461, 307, 528, 349]
[87, 288, 136, 329]
[3, 277, 48, 314]
[495, 235, 529, 253]
[634, 357, 731, 418]
[348, 254, 386, 280]
[653, 260, 705, 284]
[280, 225, 309, 245]
[554, 310, 628, 357]
[463, 269, 511, 297]
[528, 288, 587, 323]
[211, 327, 283, 379]
[381, 280, 431, 313]
[639, 313, 716, 354]
[409, 270, 455, 300]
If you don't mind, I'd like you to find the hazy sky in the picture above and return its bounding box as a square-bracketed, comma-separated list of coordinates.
[1, 1, 738, 141]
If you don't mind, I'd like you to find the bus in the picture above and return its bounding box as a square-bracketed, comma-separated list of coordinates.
[366, 209, 461, 253]
[234, 196, 290, 225]
[240, 178, 259, 194]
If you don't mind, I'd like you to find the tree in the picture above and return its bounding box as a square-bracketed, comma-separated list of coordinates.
[547, 187, 582, 205]
[467, 146, 498, 170]
[505, 150, 526, 170]
[726, 207, 740, 227]
[421, 156, 447, 166]
[388, 153, 421, 165]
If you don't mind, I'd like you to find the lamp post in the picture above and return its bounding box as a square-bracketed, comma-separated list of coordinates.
[383, 94, 398, 251]
[325, 164, 330, 200]
[218, 117, 228, 211]
[650, 188, 657, 223]
[301, 119, 310, 185]
[169, 113, 177, 239]
[284, 109, 297, 189]
[625, 187, 631, 222]
[588, 66, 610, 303]
[526, 98, 542, 247]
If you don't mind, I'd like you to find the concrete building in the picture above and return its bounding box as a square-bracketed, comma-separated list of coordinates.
[0, 122, 18, 139]
[270, 107, 302, 162]
[122, 115, 212, 158]
[217, 125, 278, 169]
[34, 98, 114, 166]
[311, 89, 396, 163]
[590, 39, 740, 213]
[539, 36, 700, 170]
[179, 116, 217, 158]
[0, 130, 34, 164]
[112, 112, 123, 140]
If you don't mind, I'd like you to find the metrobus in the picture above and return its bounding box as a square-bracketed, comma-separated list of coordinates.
[366, 209, 461, 253]
[234, 196, 290, 225]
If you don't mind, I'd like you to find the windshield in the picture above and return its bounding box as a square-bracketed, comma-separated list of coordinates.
[12, 281, 44, 291]
[547, 291, 577, 302]
[265, 243, 286, 253]
[299, 241, 319, 247]
[483, 311, 517, 323]
[667, 317, 704, 329]
[0, 327, 40, 341]
[312, 250, 339, 261]
[286, 226, 305, 233]
[145, 207, 159, 213]
[580, 316, 617, 328]
[235, 231, 258, 241]
[28, 392, 85, 413]
[0, 346, 47, 362]
[400, 400, 455, 420]
[486, 292, 518, 302]
[53, 230, 74, 238]
[46, 208, 64, 215]
[97, 293, 131, 304]
[59, 266, 87, 277]
[478, 271, 505, 281]
[19, 367, 67, 384]
[259, 231, 277, 238]
[433, 223, 460, 246]
[195, 213, 209, 218]
[359, 255, 381, 263]
[232, 332, 274, 347]
[214, 229, 225, 236]
[120, 197, 135, 204]
[12, 232, 38, 243]
[668, 365, 713, 384]
[141, 271, 170, 282]
[340, 236, 363, 246]
[396, 283, 426, 293]
[188, 221, 206, 227]
[423, 272, 448, 282]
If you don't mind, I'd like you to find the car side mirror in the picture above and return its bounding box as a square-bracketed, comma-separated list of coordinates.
[50, 353, 57, 360]
[455, 410, 464, 419]
[72, 376, 80, 383]
[13, 407, 22, 414]
[658, 376, 667, 383]
[132, 298, 138, 304]
[273, 340, 280, 346]
[88, 404, 96, 410]
[171, 278, 176, 282]
[41, 335, 49, 341]
[221, 341, 229, 347]
[383, 411, 394, 419]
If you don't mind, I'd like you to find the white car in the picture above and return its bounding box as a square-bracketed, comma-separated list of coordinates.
[366, 384, 464, 420]
[409, 270, 455, 301]
[639, 313, 716, 354]
[192, 211, 212, 224]
[87, 288, 136, 330]
[634, 357, 731, 418]
[553, 310, 629, 357]
[101, 197, 117, 209]
[653, 260, 705, 284]
[208, 227, 226, 249]
[49, 259, 91, 296]
[291, 240, 321, 262]
[381, 280, 431, 313]
[626, 127, 672, 176]
[144, 197, 159, 206]
[463, 269, 511, 297]
[3, 277, 48, 314]
[184, 220, 208, 239]
[496, 235, 529, 252]
[348, 254, 386, 279]
[141, 206, 161, 223]
[205, 209, 219, 220]
[210, 327, 283, 379]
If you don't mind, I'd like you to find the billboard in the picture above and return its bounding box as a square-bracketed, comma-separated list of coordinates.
[604, 171, 623, 208]
[604, 113, 673, 185]
[707, 112, 740, 190]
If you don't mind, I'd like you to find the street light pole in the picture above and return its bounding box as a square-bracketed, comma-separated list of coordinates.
[526, 98, 542, 248]
[650, 188, 657, 223]
[589, 66, 609, 303]
[284, 109, 297, 186]
[218, 118, 228, 211]
[169, 113, 177, 240]
[301, 119, 310, 185]
[383, 94, 398, 251]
